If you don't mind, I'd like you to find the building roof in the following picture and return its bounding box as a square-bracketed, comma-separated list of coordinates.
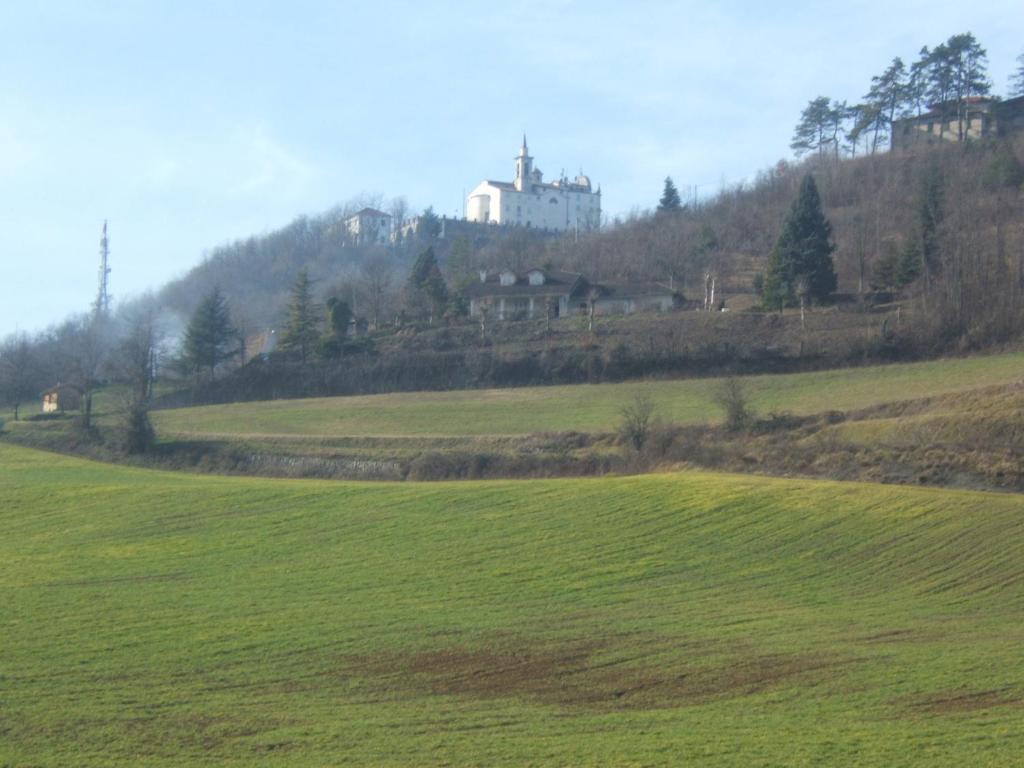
[41, 382, 82, 397]
[350, 207, 391, 218]
[464, 269, 585, 298]
[593, 282, 680, 299]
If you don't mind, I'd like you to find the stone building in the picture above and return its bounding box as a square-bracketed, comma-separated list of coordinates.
[891, 96, 1024, 150]
[466, 137, 601, 232]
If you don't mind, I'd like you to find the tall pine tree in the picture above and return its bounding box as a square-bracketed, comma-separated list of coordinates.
[406, 247, 449, 322]
[182, 286, 237, 378]
[762, 174, 837, 310]
[658, 177, 682, 212]
[1012, 51, 1024, 97]
[280, 269, 321, 364]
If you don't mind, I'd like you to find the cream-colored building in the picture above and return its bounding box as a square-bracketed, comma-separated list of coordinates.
[466, 137, 600, 232]
[344, 208, 392, 245]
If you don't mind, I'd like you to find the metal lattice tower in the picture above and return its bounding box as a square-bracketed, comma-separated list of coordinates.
[93, 220, 111, 319]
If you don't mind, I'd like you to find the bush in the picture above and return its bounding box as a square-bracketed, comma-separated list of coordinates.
[714, 378, 753, 433]
[619, 392, 656, 451]
[120, 403, 156, 454]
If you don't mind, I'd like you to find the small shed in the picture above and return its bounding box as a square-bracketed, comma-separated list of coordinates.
[41, 383, 82, 414]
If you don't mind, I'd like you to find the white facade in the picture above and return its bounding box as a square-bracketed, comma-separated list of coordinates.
[466, 137, 601, 232]
[344, 208, 392, 245]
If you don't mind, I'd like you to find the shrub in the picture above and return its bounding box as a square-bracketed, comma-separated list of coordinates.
[120, 403, 156, 454]
[619, 392, 656, 451]
[714, 378, 753, 433]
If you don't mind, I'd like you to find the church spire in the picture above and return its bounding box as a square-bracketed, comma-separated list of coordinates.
[514, 134, 533, 191]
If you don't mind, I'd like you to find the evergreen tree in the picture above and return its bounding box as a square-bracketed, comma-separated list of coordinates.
[946, 32, 990, 141]
[406, 247, 449, 322]
[924, 42, 957, 139]
[762, 175, 837, 309]
[419, 206, 442, 239]
[895, 240, 922, 288]
[182, 287, 237, 378]
[445, 236, 475, 291]
[325, 297, 352, 338]
[658, 177, 683, 212]
[280, 269, 321, 364]
[870, 247, 900, 292]
[1012, 51, 1024, 97]
[863, 57, 907, 152]
[791, 96, 841, 156]
[915, 163, 945, 289]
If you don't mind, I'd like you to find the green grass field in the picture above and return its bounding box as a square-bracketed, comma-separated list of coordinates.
[2, 442, 1023, 766]
[152, 351, 1024, 438]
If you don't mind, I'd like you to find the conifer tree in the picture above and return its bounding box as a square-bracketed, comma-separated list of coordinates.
[870, 248, 900, 292]
[182, 286, 237, 379]
[280, 269, 321, 363]
[762, 175, 837, 309]
[863, 57, 907, 152]
[326, 297, 352, 338]
[1010, 51, 1024, 97]
[407, 247, 449, 322]
[791, 96, 841, 156]
[658, 177, 682, 212]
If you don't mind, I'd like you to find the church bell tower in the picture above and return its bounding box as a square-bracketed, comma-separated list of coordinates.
[514, 134, 533, 192]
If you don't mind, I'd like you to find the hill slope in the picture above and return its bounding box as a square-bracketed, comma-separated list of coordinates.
[2, 444, 1023, 766]
[153, 350, 1024, 438]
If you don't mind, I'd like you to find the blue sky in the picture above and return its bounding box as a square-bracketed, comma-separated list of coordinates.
[1, 0, 1020, 333]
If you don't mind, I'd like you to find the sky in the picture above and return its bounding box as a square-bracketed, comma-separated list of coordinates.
[1, 0, 1021, 334]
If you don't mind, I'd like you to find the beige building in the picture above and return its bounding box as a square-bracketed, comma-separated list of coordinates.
[41, 384, 82, 413]
[344, 208, 392, 245]
[891, 96, 1024, 150]
[466, 137, 601, 232]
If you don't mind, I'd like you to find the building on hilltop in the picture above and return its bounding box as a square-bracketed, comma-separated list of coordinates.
[344, 208, 392, 245]
[466, 136, 601, 233]
[891, 96, 1024, 151]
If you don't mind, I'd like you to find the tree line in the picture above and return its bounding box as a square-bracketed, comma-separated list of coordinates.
[791, 32, 1022, 157]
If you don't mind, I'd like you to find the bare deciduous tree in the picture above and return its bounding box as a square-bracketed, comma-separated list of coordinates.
[619, 392, 656, 451]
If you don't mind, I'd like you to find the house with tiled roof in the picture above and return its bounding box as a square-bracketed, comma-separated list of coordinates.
[464, 268, 680, 320]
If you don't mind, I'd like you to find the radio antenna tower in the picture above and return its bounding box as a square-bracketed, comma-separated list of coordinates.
[93, 220, 111, 319]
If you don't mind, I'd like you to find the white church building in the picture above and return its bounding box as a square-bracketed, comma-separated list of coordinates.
[466, 137, 601, 232]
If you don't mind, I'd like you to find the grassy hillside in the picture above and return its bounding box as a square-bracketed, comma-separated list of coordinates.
[2, 443, 1023, 766]
[154, 350, 1024, 438]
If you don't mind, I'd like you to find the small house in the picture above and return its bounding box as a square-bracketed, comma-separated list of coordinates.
[41, 383, 82, 414]
[465, 269, 682, 320]
[465, 268, 586, 320]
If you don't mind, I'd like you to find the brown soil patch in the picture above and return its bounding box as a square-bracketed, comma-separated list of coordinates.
[346, 640, 847, 711]
[908, 688, 1024, 715]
